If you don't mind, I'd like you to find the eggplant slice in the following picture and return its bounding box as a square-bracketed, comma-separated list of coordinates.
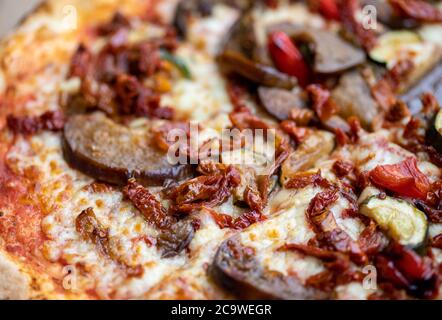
[211, 235, 330, 300]
[63, 112, 193, 186]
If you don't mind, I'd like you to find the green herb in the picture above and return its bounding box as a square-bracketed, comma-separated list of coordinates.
[160, 50, 192, 79]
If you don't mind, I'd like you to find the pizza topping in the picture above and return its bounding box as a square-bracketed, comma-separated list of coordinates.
[339, 0, 378, 51]
[123, 179, 174, 229]
[331, 69, 379, 129]
[360, 196, 428, 248]
[165, 165, 241, 214]
[307, 84, 339, 122]
[280, 244, 362, 292]
[368, 157, 430, 200]
[211, 236, 330, 299]
[369, 31, 422, 65]
[289, 28, 366, 75]
[280, 130, 335, 184]
[258, 87, 307, 121]
[306, 188, 367, 264]
[285, 170, 327, 190]
[313, 0, 341, 21]
[217, 50, 298, 89]
[63, 112, 193, 186]
[431, 234, 442, 249]
[76, 208, 143, 277]
[7, 110, 65, 135]
[65, 17, 182, 119]
[389, 0, 442, 23]
[371, 59, 415, 109]
[375, 242, 439, 299]
[123, 179, 195, 257]
[268, 31, 311, 87]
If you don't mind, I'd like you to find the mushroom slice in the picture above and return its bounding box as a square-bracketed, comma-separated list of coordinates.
[211, 235, 329, 299]
[332, 69, 379, 130]
[292, 29, 366, 74]
[217, 50, 298, 89]
[281, 130, 335, 185]
[258, 86, 306, 120]
[63, 112, 192, 186]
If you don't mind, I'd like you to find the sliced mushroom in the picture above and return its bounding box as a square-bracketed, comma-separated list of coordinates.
[332, 69, 380, 129]
[218, 50, 298, 89]
[258, 86, 307, 120]
[210, 235, 330, 299]
[63, 112, 193, 186]
[157, 218, 196, 258]
[280, 130, 335, 184]
[223, 9, 271, 64]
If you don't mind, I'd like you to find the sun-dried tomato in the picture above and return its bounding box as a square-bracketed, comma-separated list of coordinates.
[280, 243, 361, 291]
[280, 120, 312, 144]
[371, 60, 414, 110]
[306, 84, 339, 122]
[286, 170, 327, 189]
[316, 229, 367, 265]
[431, 234, 442, 250]
[96, 12, 131, 36]
[332, 160, 354, 178]
[232, 210, 266, 230]
[166, 165, 241, 214]
[369, 157, 430, 200]
[243, 186, 265, 213]
[358, 221, 384, 256]
[265, 0, 279, 9]
[385, 101, 410, 122]
[66, 13, 176, 120]
[7, 110, 65, 135]
[375, 242, 439, 299]
[226, 78, 249, 111]
[123, 179, 174, 229]
[389, 0, 442, 23]
[306, 189, 340, 222]
[289, 108, 315, 126]
[421, 92, 440, 116]
[339, 0, 377, 51]
[206, 207, 265, 230]
[229, 109, 270, 131]
[415, 201, 442, 224]
[69, 44, 92, 78]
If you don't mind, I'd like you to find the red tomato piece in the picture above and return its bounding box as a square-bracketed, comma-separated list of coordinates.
[268, 31, 311, 87]
[369, 157, 430, 200]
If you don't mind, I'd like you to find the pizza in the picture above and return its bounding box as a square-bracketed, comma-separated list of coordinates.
[0, 0, 441, 300]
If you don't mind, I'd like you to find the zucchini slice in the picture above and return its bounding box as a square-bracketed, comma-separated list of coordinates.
[427, 108, 442, 153]
[369, 31, 422, 65]
[360, 196, 428, 248]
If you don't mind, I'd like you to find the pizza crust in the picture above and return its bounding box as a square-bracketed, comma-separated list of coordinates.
[0, 253, 29, 300]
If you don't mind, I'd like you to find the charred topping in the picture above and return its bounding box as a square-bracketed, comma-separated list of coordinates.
[123, 179, 195, 257]
[7, 110, 65, 135]
[76, 208, 144, 277]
